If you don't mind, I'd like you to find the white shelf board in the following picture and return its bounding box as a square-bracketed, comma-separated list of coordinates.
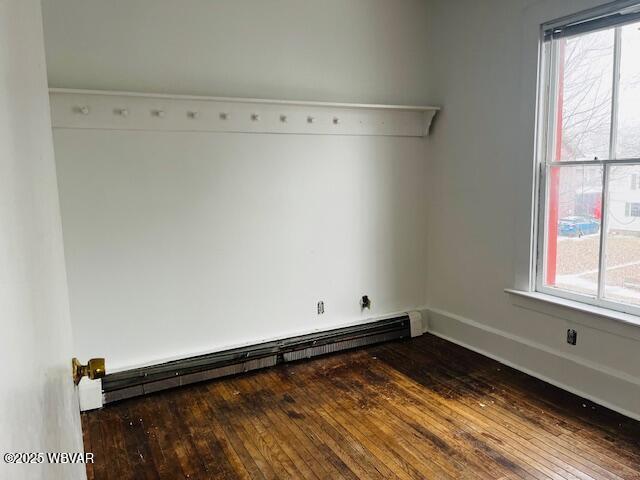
[49, 88, 440, 137]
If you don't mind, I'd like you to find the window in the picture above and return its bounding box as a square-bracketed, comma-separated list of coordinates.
[626, 202, 640, 217]
[537, 2, 640, 314]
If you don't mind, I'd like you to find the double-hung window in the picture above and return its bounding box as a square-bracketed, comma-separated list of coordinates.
[537, 1, 640, 315]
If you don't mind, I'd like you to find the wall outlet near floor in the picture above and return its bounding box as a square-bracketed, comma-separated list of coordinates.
[317, 301, 324, 315]
[360, 295, 371, 310]
[567, 329, 577, 346]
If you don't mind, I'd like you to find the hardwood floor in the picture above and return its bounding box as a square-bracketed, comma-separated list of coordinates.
[82, 334, 640, 479]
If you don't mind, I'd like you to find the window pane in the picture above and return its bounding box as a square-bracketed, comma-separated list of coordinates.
[603, 165, 640, 306]
[556, 30, 614, 161]
[616, 22, 640, 159]
[544, 165, 603, 296]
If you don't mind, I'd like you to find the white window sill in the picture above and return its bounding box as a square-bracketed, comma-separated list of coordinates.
[504, 289, 640, 330]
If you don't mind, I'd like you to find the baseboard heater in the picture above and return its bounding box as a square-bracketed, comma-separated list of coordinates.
[102, 314, 416, 404]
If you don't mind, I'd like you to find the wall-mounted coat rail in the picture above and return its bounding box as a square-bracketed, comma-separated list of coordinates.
[49, 89, 440, 137]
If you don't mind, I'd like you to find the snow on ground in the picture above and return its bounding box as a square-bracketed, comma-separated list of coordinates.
[553, 234, 640, 305]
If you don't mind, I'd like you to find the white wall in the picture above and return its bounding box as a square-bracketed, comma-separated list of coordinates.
[42, 0, 640, 421]
[425, 0, 640, 420]
[0, 1, 85, 479]
[54, 129, 428, 371]
[43, 1, 433, 372]
[41, 0, 432, 105]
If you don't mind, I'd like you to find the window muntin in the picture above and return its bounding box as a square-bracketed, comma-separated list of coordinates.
[538, 8, 640, 316]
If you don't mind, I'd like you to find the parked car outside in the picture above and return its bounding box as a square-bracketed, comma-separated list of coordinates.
[558, 216, 600, 237]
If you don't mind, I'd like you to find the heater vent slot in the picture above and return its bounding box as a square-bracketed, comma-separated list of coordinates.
[103, 315, 410, 403]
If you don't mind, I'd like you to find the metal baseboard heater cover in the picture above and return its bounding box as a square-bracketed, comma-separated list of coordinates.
[103, 315, 413, 403]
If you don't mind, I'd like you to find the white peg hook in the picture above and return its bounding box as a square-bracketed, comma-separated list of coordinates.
[251, 113, 260, 121]
[78, 106, 90, 115]
[333, 117, 340, 125]
[220, 112, 229, 120]
[307, 116, 315, 124]
[280, 114, 288, 123]
[117, 108, 129, 117]
[154, 110, 165, 118]
[188, 111, 199, 119]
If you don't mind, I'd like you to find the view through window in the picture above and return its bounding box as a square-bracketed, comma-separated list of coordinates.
[539, 9, 640, 314]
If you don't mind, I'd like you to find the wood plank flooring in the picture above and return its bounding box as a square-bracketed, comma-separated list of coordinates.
[82, 334, 640, 479]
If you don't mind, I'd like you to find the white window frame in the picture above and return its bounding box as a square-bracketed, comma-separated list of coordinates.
[535, 3, 640, 318]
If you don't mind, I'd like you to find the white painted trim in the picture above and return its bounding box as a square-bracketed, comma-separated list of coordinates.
[107, 310, 423, 373]
[49, 89, 440, 137]
[49, 88, 441, 112]
[506, 288, 640, 330]
[408, 311, 424, 337]
[78, 378, 103, 412]
[430, 306, 640, 386]
[427, 307, 640, 421]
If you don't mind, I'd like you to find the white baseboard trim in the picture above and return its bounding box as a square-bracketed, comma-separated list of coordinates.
[426, 307, 640, 422]
[408, 311, 424, 337]
[109, 309, 426, 373]
[78, 378, 103, 412]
